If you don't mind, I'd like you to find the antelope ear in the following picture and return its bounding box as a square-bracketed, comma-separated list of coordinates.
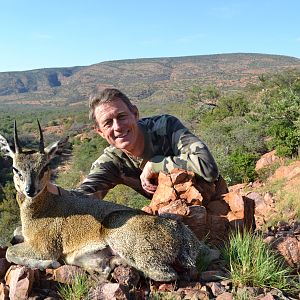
[0, 133, 15, 158]
[45, 136, 69, 158]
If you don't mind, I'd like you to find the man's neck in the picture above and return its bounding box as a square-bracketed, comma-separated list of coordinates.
[123, 127, 145, 158]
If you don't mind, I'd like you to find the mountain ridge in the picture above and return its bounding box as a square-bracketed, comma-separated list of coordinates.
[1, 53, 299, 107]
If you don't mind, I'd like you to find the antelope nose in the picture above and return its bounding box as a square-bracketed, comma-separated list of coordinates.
[25, 185, 35, 197]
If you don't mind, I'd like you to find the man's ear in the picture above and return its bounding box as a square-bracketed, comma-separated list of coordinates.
[132, 105, 139, 120]
[95, 126, 105, 139]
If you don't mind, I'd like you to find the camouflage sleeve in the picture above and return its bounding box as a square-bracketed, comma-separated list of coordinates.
[150, 116, 219, 182]
[74, 149, 122, 199]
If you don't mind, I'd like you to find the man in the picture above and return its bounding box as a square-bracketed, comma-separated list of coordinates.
[67, 88, 220, 200]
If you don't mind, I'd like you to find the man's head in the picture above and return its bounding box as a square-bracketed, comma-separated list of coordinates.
[89, 88, 136, 125]
[89, 88, 143, 156]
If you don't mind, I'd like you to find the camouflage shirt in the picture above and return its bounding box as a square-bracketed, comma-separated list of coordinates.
[76, 114, 219, 199]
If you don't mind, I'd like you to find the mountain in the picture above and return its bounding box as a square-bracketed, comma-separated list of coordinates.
[1, 53, 300, 107]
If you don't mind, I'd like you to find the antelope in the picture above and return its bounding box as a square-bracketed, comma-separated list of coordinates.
[0, 121, 219, 281]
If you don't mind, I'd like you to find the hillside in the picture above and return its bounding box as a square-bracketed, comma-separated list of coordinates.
[0, 53, 300, 107]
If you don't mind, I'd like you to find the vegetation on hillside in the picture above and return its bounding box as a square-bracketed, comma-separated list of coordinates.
[0, 54, 299, 106]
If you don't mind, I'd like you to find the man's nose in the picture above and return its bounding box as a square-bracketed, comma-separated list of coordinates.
[112, 119, 122, 131]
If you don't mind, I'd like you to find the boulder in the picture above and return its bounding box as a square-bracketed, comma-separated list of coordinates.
[143, 169, 257, 246]
[255, 150, 280, 171]
[5, 265, 35, 300]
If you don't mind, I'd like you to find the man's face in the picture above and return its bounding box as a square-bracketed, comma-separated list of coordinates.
[94, 98, 141, 154]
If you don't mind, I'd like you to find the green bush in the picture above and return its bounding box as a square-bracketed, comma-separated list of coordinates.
[0, 182, 20, 246]
[228, 150, 258, 183]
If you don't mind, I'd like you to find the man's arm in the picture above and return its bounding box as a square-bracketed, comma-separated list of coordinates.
[74, 151, 122, 198]
[140, 116, 219, 193]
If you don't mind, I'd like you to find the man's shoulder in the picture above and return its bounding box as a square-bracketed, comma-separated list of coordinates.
[139, 114, 179, 123]
[139, 114, 182, 132]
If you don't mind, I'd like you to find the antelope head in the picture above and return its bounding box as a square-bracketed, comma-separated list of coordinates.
[0, 121, 68, 199]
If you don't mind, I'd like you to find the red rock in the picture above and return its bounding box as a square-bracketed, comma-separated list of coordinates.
[246, 192, 275, 218]
[112, 265, 140, 287]
[207, 282, 225, 297]
[274, 236, 300, 269]
[157, 172, 173, 187]
[206, 200, 230, 216]
[182, 206, 207, 241]
[184, 289, 209, 299]
[5, 265, 34, 300]
[170, 169, 194, 185]
[175, 181, 193, 194]
[89, 282, 129, 300]
[195, 178, 216, 202]
[216, 292, 233, 300]
[158, 283, 175, 292]
[0, 283, 9, 300]
[184, 186, 203, 204]
[158, 199, 189, 218]
[206, 215, 230, 245]
[257, 293, 275, 300]
[269, 161, 300, 182]
[150, 185, 176, 212]
[226, 211, 244, 230]
[214, 175, 229, 201]
[223, 192, 244, 213]
[255, 150, 280, 171]
[52, 265, 85, 284]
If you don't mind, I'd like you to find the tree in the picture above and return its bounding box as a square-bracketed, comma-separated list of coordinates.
[256, 70, 300, 157]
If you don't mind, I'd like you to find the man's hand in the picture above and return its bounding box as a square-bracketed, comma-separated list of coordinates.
[140, 161, 158, 194]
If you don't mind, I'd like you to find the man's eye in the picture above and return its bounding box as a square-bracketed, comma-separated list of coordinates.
[104, 120, 113, 127]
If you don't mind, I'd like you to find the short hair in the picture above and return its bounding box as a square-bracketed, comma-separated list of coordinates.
[89, 88, 135, 125]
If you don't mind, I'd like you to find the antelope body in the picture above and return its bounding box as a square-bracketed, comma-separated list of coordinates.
[0, 121, 219, 281]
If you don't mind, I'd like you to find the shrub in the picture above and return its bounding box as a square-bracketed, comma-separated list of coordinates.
[228, 150, 258, 183]
[0, 182, 20, 246]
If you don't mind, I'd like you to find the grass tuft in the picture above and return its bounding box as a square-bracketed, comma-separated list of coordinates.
[57, 274, 90, 300]
[222, 230, 299, 292]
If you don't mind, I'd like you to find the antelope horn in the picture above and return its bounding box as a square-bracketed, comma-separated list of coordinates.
[14, 120, 22, 153]
[37, 120, 44, 153]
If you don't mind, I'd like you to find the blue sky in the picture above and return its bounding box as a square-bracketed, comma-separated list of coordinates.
[0, 0, 299, 72]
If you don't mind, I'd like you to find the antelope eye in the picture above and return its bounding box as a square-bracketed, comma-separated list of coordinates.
[12, 167, 23, 180]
